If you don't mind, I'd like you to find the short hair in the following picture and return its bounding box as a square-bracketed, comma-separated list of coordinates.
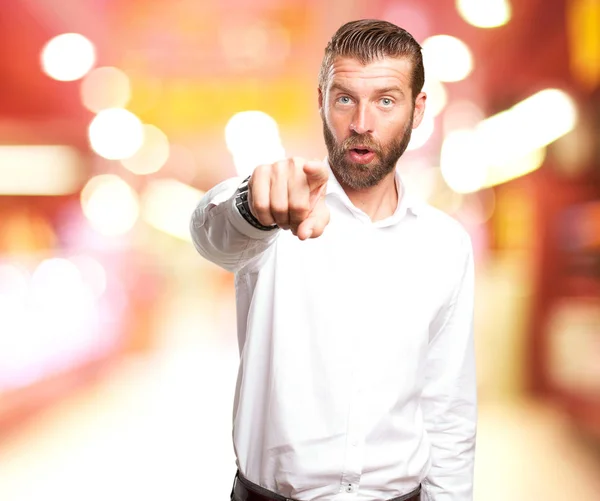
[318, 19, 425, 100]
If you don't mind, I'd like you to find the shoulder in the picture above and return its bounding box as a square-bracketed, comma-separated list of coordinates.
[413, 203, 472, 257]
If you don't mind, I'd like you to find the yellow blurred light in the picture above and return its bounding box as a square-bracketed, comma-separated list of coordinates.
[477, 89, 577, 165]
[456, 0, 512, 28]
[567, 0, 600, 89]
[429, 183, 464, 215]
[407, 115, 435, 151]
[225, 111, 286, 178]
[0, 145, 82, 195]
[88, 108, 144, 160]
[41, 33, 96, 82]
[423, 78, 448, 117]
[484, 148, 546, 188]
[422, 35, 474, 82]
[440, 129, 488, 193]
[81, 175, 139, 236]
[80, 67, 131, 113]
[505, 89, 576, 146]
[141, 179, 204, 241]
[120, 124, 170, 175]
[440, 89, 574, 192]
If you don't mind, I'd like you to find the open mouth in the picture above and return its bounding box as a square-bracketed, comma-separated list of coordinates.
[347, 147, 376, 164]
[351, 148, 372, 155]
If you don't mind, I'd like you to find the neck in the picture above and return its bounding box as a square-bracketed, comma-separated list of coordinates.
[336, 170, 399, 222]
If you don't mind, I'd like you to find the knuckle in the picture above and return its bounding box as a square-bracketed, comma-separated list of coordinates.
[253, 164, 269, 177]
[274, 161, 288, 175]
[252, 200, 268, 213]
[289, 202, 309, 214]
[291, 156, 306, 171]
[270, 202, 287, 216]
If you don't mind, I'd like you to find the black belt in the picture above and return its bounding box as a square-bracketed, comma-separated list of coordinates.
[231, 471, 421, 501]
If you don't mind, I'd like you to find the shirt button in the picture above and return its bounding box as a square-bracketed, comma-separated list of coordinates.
[346, 484, 353, 493]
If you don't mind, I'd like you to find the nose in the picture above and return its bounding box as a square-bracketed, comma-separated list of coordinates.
[350, 103, 374, 135]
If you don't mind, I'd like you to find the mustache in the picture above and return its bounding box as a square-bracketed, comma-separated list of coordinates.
[341, 134, 382, 154]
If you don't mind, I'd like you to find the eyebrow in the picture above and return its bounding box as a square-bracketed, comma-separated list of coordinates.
[376, 86, 405, 97]
[329, 83, 405, 98]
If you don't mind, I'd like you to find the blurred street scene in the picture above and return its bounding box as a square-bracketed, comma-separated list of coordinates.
[0, 1, 599, 500]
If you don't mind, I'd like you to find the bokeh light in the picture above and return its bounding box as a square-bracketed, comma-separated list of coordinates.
[407, 115, 435, 151]
[456, 0, 512, 28]
[422, 35, 474, 82]
[485, 147, 547, 187]
[141, 179, 204, 241]
[30, 258, 82, 299]
[401, 163, 440, 202]
[477, 89, 577, 166]
[80, 67, 131, 113]
[120, 124, 170, 175]
[440, 129, 488, 193]
[88, 108, 144, 160]
[225, 111, 286, 178]
[40, 33, 96, 82]
[0, 264, 28, 305]
[80, 175, 140, 236]
[162, 144, 198, 183]
[456, 189, 497, 226]
[220, 22, 291, 71]
[443, 100, 486, 135]
[28, 258, 98, 372]
[423, 78, 448, 117]
[68, 255, 107, 299]
[0, 145, 82, 195]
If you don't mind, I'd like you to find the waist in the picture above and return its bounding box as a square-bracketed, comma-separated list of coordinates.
[233, 471, 422, 501]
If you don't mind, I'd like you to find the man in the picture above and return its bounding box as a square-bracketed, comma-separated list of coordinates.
[190, 19, 477, 501]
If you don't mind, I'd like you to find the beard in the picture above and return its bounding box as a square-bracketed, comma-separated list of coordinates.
[322, 114, 414, 190]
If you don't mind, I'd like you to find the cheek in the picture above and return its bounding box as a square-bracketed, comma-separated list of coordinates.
[386, 113, 411, 134]
[324, 111, 349, 141]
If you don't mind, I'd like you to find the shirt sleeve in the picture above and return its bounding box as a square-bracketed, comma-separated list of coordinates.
[421, 232, 477, 501]
[189, 177, 281, 273]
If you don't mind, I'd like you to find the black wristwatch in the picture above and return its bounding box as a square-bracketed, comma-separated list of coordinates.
[234, 176, 278, 231]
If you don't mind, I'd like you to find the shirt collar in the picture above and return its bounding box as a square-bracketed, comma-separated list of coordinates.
[324, 157, 424, 223]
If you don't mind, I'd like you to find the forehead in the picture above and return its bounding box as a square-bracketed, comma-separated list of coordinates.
[326, 56, 413, 93]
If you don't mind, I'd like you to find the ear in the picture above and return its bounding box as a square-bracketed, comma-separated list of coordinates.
[318, 87, 324, 112]
[411, 91, 427, 129]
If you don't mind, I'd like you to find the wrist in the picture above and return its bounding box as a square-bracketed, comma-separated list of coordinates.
[234, 176, 278, 232]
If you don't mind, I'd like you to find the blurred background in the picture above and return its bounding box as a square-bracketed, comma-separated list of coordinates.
[0, 0, 599, 499]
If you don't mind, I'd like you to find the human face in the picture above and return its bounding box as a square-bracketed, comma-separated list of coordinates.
[319, 56, 426, 190]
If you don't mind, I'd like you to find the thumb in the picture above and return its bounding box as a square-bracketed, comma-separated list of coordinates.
[297, 198, 330, 240]
[303, 160, 329, 191]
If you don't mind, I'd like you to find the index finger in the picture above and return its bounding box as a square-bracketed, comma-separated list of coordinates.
[303, 160, 328, 191]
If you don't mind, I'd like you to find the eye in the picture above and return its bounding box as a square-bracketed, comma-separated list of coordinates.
[380, 98, 394, 107]
[337, 96, 352, 105]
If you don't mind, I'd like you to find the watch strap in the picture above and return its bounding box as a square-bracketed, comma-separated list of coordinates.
[235, 176, 278, 232]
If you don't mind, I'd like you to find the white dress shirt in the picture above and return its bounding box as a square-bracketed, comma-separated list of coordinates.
[190, 162, 477, 501]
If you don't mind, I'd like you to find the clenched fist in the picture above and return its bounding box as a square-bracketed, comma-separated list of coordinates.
[248, 157, 330, 240]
